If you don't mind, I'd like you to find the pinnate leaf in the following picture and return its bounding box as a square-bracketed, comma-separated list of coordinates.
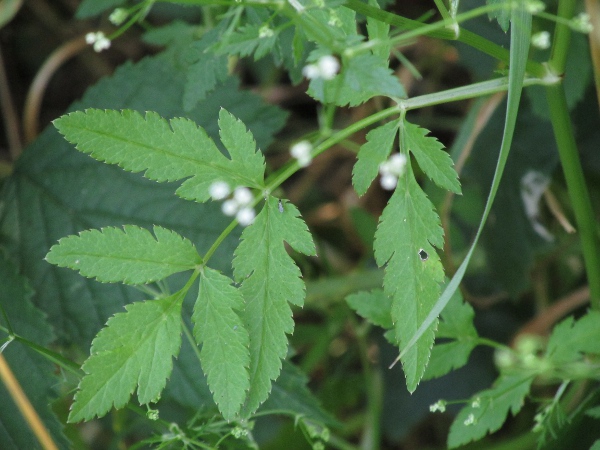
[193, 268, 250, 420]
[448, 373, 534, 448]
[46, 225, 201, 285]
[69, 294, 183, 422]
[233, 197, 315, 415]
[374, 172, 445, 392]
[53, 108, 265, 203]
[545, 311, 600, 364]
[352, 120, 398, 196]
[404, 121, 461, 194]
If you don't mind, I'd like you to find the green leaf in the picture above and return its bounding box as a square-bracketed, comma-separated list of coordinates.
[0, 255, 70, 449]
[374, 170, 445, 391]
[447, 373, 534, 448]
[423, 287, 477, 380]
[217, 24, 279, 60]
[75, 0, 124, 18]
[546, 311, 600, 365]
[308, 54, 406, 107]
[53, 108, 266, 203]
[487, 0, 510, 32]
[233, 197, 315, 415]
[193, 268, 250, 420]
[69, 294, 183, 422]
[46, 225, 201, 285]
[352, 120, 399, 196]
[346, 289, 393, 329]
[404, 121, 461, 194]
[183, 27, 229, 111]
[394, 4, 531, 368]
[366, 0, 391, 61]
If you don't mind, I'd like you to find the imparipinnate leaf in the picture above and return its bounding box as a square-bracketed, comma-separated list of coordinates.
[423, 287, 477, 380]
[447, 373, 534, 448]
[69, 294, 183, 422]
[53, 108, 266, 203]
[233, 197, 315, 415]
[193, 268, 250, 420]
[374, 171, 445, 392]
[46, 225, 201, 285]
[405, 121, 461, 194]
[352, 120, 399, 196]
[545, 311, 600, 364]
[346, 289, 393, 329]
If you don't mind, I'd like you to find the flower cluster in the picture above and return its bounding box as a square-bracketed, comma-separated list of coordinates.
[572, 12, 593, 34]
[209, 181, 255, 226]
[302, 55, 340, 80]
[109, 8, 128, 26]
[85, 32, 111, 53]
[290, 140, 313, 167]
[531, 31, 550, 50]
[378, 153, 408, 190]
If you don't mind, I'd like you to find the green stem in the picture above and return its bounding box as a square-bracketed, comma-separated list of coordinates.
[545, 85, 600, 309]
[545, 0, 600, 309]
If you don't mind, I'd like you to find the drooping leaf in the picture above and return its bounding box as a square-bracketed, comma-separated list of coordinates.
[183, 26, 229, 111]
[404, 121, 461, 194]
[233, 197, 315, 415]
[69, 294, 183, 422]
[53, 108, 266, 203]
[46, 225, 201, 285]
[352, 120, 399, 196]
[545, 311, 600, 365]
[346, 289, 393, 329]
[374, 169, 445, 392]
[447, 373, 534, 448]
[193, 268, 250, 420]
[0, 255, 70, 449]
[422, 287, 477, 380]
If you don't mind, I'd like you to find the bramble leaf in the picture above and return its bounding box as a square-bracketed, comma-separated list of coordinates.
[423, 288, 477, 380]
[46, 225, 201, 285]
[69, 294, 183, 422]
[448, 373, 534, 448]
[346, 289, 393, 329]
[405, 121, 461, 194]
[53, 108, 266, 203]
[352, 120, 399, 196]
[193, 268, 250, 420]
[545, 311, 600, 364]
[374, 169, 445, 392]
[233, 197, 315, 415]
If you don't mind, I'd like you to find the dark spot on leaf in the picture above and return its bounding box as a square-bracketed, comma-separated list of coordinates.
[419, 249, 428, 261]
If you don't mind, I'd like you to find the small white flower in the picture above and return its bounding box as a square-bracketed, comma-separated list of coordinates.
[109, 8, 128, 26]
[85, 32, 111, 52]
[387, 153, 408, 175]
[222, 200, 238, 216]
[464, 413, 476, 426]
[317, 55, 340, 80]
[572, 12, 593, 34]
[290, 140, 313, 167]
[531, 31, 551, 49]
[233, 187, 253, 206]
[236, 207, 256, 226]
[471, 397, 481, 409]
[380, 173, 398, 190]
[525, 0, 545, 14]
[429, 400, 447, 413]
[259, 25, 274, 38]
[209, 181, 231, 200]
[302, 64, 321, 80]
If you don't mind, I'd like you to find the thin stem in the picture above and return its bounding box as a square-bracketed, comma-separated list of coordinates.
[545, 85, 600, 309]
[548, 0, 578, 75]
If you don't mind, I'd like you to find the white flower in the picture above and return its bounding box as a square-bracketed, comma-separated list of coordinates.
[290, 140, 313, 167]
[259, 25, 274, 38]
[233, 187, 253, 206]
[531, 31, 551, 49]
[302, 55, 340, 80]
[209, 181, 231, 200]
[85, 32, 111, 52]
[109, 8, 128, 26]
[317, 55, 340, 80]
[464, 413, 476, 426]
[471, 397, 481, 408]
[222, 200, 238, 216]
[572, 12, 593, 34]
[429, 400, 447, 413]
[236, 207, 256, 226]
[380, 173, 398, 190]
[525, 0, 545, 14]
